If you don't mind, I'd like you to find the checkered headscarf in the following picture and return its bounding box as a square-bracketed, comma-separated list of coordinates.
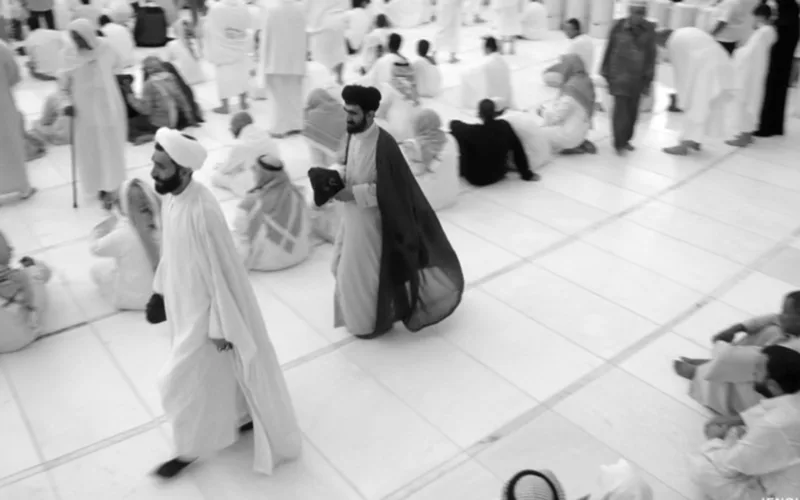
[503, 470, 566, 500]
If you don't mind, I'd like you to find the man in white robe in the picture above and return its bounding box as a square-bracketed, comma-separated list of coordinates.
[211, 112, 280, 198]
[543, 18, 595, 87]
[99, 14, 135, 68]
[206, 0, 251, 114]
[437, 0, 462, 63]
[659, 28, 737, 156]
[148, 127, 301, 479]
[24, 24, 64, 80]
[258, 0, 307, 137]
[520, 0, 546, 41]
[412, 39, 442, 97]
[492, 0, 521, 54]
[460, 36, 513, 110]
[306, 0, 349, 84]
[362, 32, 406, 88]
[726, 3, 776, 147]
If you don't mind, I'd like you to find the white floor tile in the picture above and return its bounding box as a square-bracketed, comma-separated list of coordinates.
[756, 246, 800, 288]
[481, 263, 657, 359]
[562, 155, 677, 196]
[401, 460, 501, 500]
[0, 474, 59, 500]
[1, 326, 151, 460]
[672, 300, 750, 348]
[552, 368, 707, 498]
[285, 353, 459, 499]
[437, 290, 604, 400]
[340, 332, 535, 447]
[717, 272, 796, 316]
[0, 369, 41, 478]
[440, 220, 520, 284]
[538, 168, 647, 213]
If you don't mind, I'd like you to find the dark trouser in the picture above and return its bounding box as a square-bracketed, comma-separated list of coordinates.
[27, 10, 55, 31]
[612, 94, 642, 150]
[718, 40, 736, 55]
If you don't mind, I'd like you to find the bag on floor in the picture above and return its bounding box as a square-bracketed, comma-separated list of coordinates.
[587, 459, 654, 500]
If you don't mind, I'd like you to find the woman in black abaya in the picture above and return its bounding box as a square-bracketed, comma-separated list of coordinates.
[755, 0, 800, 137]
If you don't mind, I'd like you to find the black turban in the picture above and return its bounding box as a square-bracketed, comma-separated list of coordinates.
[342, 85, 382, 112]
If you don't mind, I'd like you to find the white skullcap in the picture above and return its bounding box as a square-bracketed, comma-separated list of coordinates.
[155, 128, 207, 171]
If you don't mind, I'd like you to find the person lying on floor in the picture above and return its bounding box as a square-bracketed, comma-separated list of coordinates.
[536, 54, 597, 155]
[411, 39, 441, 97]
[231, 153, 311, 272]
[30, 89, 72, 145]
[673, 291, 800, 416]
[689, 343, 800, 500]
[90, 178, 162, 311]
[123, 56, 198, 144]
[211, 111, 280, 198]
[398, 108, 459, 210]
[450, 98, 537, 186]
[0, 230, 52, 354]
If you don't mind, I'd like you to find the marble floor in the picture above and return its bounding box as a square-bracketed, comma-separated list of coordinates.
[3, 20, 800, 500]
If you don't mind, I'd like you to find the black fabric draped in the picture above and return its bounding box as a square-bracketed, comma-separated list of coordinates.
[362, 129, 464, 337]
[449, 119, 532, 187]
[162, 61, 205, 125]
[757, 0, 799, 136]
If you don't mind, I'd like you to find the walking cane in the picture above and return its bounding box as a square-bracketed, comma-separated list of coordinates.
[70, 114, 78, 209]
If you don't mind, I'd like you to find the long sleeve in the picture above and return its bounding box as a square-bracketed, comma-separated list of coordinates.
[742, 314, 780, 335]
[505, 121, 531, 177]
[710, 418, 798, 477]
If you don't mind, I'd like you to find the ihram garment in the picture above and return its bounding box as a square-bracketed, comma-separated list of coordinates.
[206, 0, 251, 100]
[0, 260, 52, 354]
[306, 0, 348, 70]
[154, 179, 302, 471]
[211, 124, 279, 198]
[731, 24, 776, 133]
[0, 38, 30, 197]
[258, 0, 307, 135]
[60, 19, 127, 195]
[437, 0, 462, 54]
[668, 27, 735, 142]
[331, 123, 464, 338]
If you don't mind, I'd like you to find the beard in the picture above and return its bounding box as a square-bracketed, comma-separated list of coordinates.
[753, 381, 774, 399]
[153, 170, 183, 195]
[346, 118, 368, 134]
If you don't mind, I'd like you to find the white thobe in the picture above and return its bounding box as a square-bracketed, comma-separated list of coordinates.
[206, 0, 252, 100]
[155, 180, 302, 472]
[362, 52, 405, 88]
[732, 24, 776, 132]
[374, 82, 420, 142]
[521, 1, 547, 40]
[344, 7, 371, 51]
[211, 124, 280, 198]
[567, 34, 595, 74]
[24, 29, 63, 78]
[306, 0, 349, 70]
[101, 22, 136, 69]
[492, 0, 522, 37]
[259, 0, 307, 134]
[668, 27, 736, 142]
[437, 0, 462, 54]
[484, 52, 513, 107]
[411, 57, 442, 97]
[360, 27, 389, 71]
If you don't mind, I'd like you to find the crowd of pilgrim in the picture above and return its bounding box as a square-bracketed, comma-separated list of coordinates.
[1, 0, 800, 498]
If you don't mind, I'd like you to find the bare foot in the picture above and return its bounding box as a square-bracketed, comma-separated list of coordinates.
[673, 359, 697, 380]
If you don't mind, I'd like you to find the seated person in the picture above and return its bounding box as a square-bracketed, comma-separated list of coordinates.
[460, 36, 513, 110]
[363, 31, 407, 88]
[374, 60, 421, 142]
[359, 15, 391, 75]
[0, 230, 52, 354]
[345, 0, 371, 53]
[231, 154, 311, 272]
[674, 291, 800, 416]
[411, 39, 442, 97]
[536, 54, 597, 155]
[211, 111, 280, 198]
[24, 25, 64, 80]
[31, 90, 72, 146]
[450, 98, 536, 186]
[90, 179, 161, 311]
[164, 19, 206, 85]
[544, 18, 595, 87]
[123, 56, 197, 144]
[384, 0, 431, 29]
[99, 14, 136, 69]
[689, 343, 800, 500]
[72, 0, 103, 26]
[161, 60, 204, 124]
[504, 462, 654, 500]
[304, 88, 347, 167]
[520, 0, 547, 41]
[398, 108, 459, 211]
[493, 98, 551, 172]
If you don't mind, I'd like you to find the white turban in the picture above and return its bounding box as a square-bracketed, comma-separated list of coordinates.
[155, 127, 208, 171]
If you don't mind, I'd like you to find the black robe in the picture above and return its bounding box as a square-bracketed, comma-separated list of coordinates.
[449, 118, 532, 187]
[756, 0, 800, 136]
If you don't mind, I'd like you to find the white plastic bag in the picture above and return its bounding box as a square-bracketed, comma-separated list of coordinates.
[588, 459, 654, 500]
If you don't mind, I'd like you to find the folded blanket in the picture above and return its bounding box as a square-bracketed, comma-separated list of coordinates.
[308, 167, 345, 207]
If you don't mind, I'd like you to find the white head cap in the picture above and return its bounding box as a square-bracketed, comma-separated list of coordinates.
[154, 128, 208, 171]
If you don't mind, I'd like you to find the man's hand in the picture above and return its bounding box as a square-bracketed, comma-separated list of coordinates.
[334, 186, 355, 202]
[211, 338, 234, 352]
[64, 105, 75, 117]
[704, 422, 728, 440]
[711, 326, 740, 344]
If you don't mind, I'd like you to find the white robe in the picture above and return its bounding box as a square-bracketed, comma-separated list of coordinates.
[411, 57, 442, 97]
[521, 1, 547, 40]
[384, 0, 432, 28]
[402, 134, 460, 211]
[502, 110, 551, 170]
[101, 22, 136, 69]
[306, 0, 349, 70]
[362, 52, 405, 88]
[374, 82, 420, 142]
[344, 7, 371, 51]
[567, 33, 595, 74]
[154, 180, 302, 471]
[668, 27, 736, 142]
[732, 24, 776, 132]
[24, 29, 64, 77]
[460, 52, 513, 109]
[437, 0, 462, 54]
[492, 0, 522, 37]
[206, 0, 252, 99]
[164, 39, 206, 85]
[211, 124, 280, 198]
